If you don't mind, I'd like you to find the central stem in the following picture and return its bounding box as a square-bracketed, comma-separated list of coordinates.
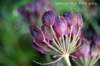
[64, 54, 71, 66]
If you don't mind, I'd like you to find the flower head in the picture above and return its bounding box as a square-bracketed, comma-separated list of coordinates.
[18, 2, 84, 65]
[19, 6, 83, 56]
[30, 11, 83, 56]
[72, 36, 100, 66]
[18, 1, 100, 65]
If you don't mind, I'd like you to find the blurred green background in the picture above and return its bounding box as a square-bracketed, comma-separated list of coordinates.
[0, 0, 100, 66]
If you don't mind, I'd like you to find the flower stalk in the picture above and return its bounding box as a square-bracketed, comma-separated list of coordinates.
[64, 54, 71, 66]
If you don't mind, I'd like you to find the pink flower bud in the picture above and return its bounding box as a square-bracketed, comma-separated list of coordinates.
[71, 13, 83, 28]
[53, 16, 68, 37]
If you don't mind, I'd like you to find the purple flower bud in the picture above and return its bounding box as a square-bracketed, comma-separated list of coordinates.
[42, 11, 56, 26]
[30, 26, 45, 42]
[63, 12, 72, 18]
[72, 13, 83, 28]
[53, 16, 68, 37]
[41, 25, 53, 41]
[63, 12, 72, 26]
[63, 12, 83, 37]
[63, 12, 83, 27]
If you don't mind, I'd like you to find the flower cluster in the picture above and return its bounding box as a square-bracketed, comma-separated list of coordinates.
[30, 11, 83, 66]
[73, 36, 100, 66]
[18, 0, 100, 66]
[30, 11, 83, 55]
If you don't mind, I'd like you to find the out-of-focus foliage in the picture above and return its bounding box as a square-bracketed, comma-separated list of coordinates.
[0, 0, 43, 66]
[0, 0, 100, 66]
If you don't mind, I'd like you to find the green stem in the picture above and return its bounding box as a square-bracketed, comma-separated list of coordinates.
[64, 54, 71, 66]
